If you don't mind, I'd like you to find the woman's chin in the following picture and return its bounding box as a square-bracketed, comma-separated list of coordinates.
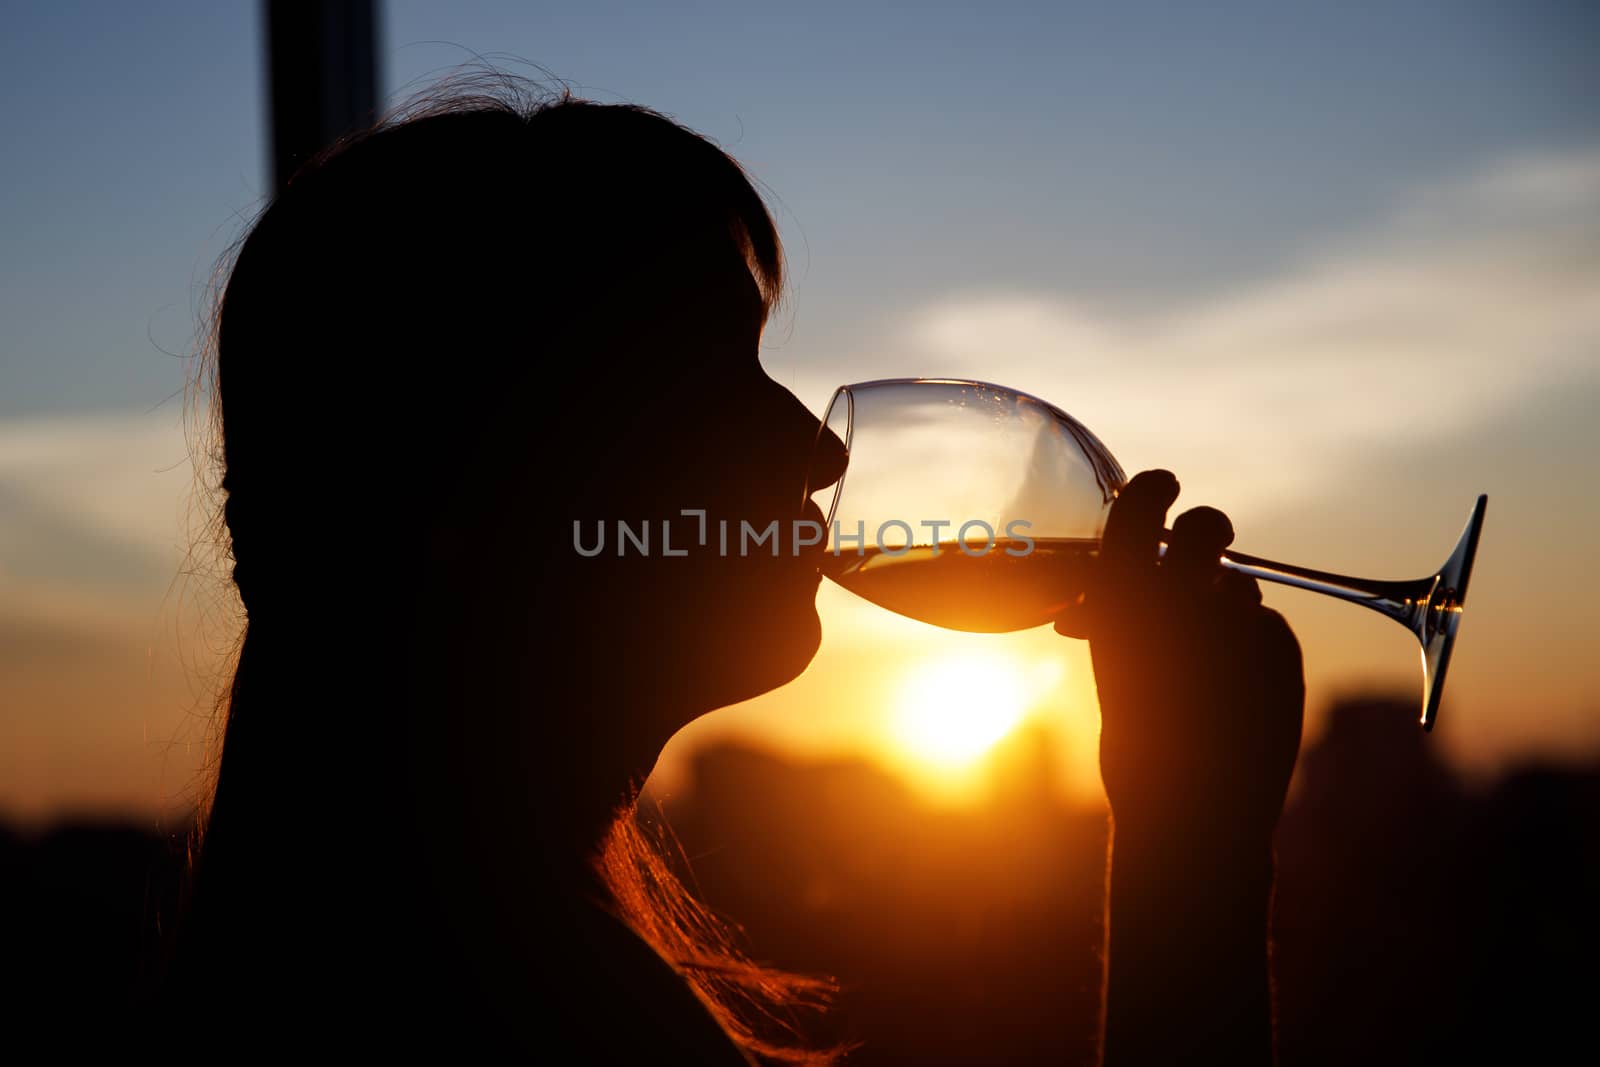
[697, 605, 821, 710]
[770, 609, 823, 687]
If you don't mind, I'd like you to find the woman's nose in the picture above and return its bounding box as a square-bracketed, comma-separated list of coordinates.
[807, 420, 847, 495]
[768, 379, 846, 494]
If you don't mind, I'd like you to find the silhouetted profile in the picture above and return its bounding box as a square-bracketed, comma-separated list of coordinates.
[161, 83, 1306, 1065]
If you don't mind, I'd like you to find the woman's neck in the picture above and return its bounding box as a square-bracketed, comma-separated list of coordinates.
[405, 607, 688, 902]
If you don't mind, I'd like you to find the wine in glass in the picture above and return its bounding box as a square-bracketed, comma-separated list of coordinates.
[804, 378, 1485, 731]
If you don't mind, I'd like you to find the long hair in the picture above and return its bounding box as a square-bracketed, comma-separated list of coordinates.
[599, 802, 846, 1065]
[181, 79, 842, 1064]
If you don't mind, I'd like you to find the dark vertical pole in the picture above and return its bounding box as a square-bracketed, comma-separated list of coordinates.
[265, 0, 382, 195]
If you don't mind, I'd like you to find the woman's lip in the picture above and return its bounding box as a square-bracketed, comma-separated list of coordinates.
[802, 501, 828, 548]
[801, 499, 830, 573]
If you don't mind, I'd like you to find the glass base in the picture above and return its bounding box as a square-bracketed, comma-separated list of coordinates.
[1419, 495, 1488, 731]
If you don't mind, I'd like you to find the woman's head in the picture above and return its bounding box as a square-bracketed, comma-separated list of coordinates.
[187, 86, 848, 1062]
[216, 91, 843, 729]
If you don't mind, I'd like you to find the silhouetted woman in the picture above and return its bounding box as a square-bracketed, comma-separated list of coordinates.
[167, 86, 1304, 1065]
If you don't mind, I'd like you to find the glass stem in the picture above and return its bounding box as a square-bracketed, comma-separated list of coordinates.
[1159, 538, 1439, 642]
[1220, 549, 1438, 639]
[1158, 494, 1485, 731]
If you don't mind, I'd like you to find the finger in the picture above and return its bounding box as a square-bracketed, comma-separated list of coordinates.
[1249, 606, 1306, 762]
[1215, 567, 1264, 607]
[1101, 470, 1179, 581]
[1053, 591, 1092, 639]
[1253, 607, 1304, 690]
[1164, 505, 1234, 589]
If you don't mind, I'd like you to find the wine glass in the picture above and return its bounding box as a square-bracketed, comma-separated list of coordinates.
[803, 378, 1486, 731]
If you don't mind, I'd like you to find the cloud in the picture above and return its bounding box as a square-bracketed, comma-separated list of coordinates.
[809, 148, 1600, 517]
[0, 409, 205, 621]
[0, 409, 220, 821]
[2, 148, 1597, 818]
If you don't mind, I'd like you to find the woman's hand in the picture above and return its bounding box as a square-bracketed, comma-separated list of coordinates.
[1055, 469, 1305, 1066]
[1056, 469, 1304, 847]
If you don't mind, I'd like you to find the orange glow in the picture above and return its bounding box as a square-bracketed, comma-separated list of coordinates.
[890, 653, 1032, 770]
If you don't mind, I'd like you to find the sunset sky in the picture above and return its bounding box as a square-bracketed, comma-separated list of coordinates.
[2, 1, 1596, 820]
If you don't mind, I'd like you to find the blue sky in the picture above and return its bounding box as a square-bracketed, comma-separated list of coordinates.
[3, 1, 1594, 414]
[1, 1, 1597, 817]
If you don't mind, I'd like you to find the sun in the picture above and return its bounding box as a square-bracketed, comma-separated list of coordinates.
[891, 653, 1030, 770]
